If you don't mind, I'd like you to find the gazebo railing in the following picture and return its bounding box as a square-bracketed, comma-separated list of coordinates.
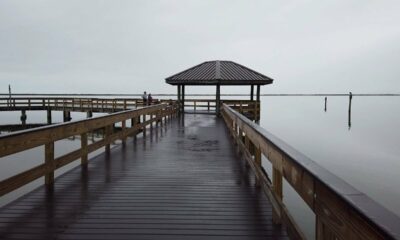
[182, 99, 260, 121]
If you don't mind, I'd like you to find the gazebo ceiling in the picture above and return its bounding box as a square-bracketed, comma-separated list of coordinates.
[165, 60, 273, 85]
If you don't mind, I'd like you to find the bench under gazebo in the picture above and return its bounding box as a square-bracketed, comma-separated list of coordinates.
[165, 60, 273, 121]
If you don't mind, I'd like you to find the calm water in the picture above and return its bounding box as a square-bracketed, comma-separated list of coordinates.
[260, 96, 400, 239]
[0, 96, 399, 239]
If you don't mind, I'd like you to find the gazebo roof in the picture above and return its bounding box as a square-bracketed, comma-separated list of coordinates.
[165, 60, 273, 85]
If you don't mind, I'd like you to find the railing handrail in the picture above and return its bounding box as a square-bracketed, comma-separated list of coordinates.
[0, 104, 167, 157]
[221, 103, 400, 240]
[0, 97, 146, 100]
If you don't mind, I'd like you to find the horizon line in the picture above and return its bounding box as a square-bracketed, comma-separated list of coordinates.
[0, 93, 399, 97]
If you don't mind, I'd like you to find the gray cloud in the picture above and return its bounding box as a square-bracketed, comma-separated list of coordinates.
[0, 0, 399, 94]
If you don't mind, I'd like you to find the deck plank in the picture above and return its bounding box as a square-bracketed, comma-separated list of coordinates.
[0, 114, 288, 240]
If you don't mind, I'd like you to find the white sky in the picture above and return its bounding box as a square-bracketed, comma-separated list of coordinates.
[0, 0, 399, 94]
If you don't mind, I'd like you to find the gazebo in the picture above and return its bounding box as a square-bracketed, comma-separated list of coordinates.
[165, 60, 273, 115]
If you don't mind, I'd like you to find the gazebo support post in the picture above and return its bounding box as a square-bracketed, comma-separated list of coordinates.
[216, 84, 221, 115]
[256, 85, 261, 123]
[181, 85, 185, 113]
[250, 85, 254, 101]
[177, 85, 181, 114]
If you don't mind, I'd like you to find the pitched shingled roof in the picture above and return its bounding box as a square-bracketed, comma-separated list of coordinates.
[165, 60, 273, 85]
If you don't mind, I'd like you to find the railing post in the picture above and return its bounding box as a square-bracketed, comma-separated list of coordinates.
[131, 116, 138, 140]
[272, 166, 283, 224]
[254, 101, 257, 121]
[47, 109, 52, 124]
[155, 110, 159, 127]
[232, 119, 237, 138]
[81, 133, 88, 165]
[45, 142, 54, 187]
[245, 135, 250, 152]
[239, 127, 243, 145]
[316, 216, 324, 240]
[122, 120, 126, 146]
[254, 146, 261, 186]
[105, 125, 112, 154]
[159, 109, 163, 127]
[143, 114, 146, 137]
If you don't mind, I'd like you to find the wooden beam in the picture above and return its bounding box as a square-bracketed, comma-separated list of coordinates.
[256, 85, 260, 102]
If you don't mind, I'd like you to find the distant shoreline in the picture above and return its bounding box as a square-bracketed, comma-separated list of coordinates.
[0, 93, 399, 97]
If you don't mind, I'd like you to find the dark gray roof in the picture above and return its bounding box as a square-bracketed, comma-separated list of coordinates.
[165, 60, 273, 85]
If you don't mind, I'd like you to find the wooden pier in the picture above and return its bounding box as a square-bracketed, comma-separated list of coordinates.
[0, 111, 289, 240]
[0, 103, 399, 239]
[0, 97, 260, 127]
[1, 60, 400, 239]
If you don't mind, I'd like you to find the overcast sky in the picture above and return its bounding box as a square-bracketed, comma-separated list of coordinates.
[0, 1, 399, 94]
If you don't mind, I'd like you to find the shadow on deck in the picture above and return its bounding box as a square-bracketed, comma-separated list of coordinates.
[0, 114, 288, 240]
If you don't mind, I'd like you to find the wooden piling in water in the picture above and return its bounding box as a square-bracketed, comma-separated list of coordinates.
[348, 92, 352, 129]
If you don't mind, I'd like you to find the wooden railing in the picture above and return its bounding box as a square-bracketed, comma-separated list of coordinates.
[0, 97, 174, 112]
[183, 99, 260, 120]
[221, 103, 400, 240]
[0, 103, 178, 196]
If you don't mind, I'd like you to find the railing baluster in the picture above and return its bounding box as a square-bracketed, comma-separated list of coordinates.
[122, 120, 126, 146]
[272, 165, 283, 224]
[255, 146, 262, 186]
[105, 125, 112, 154]
[81, 133, 88, 165]
[143, 114, 146, 137]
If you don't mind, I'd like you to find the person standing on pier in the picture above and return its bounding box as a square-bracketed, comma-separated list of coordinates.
[142, 91, 147, 105]
[148, 93, 153, 105]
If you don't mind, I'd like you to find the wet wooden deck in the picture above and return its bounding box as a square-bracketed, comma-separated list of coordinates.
[0, 114, 288, 240]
